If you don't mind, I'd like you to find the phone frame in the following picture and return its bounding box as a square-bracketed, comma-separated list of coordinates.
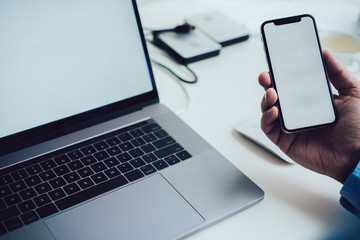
[260, 14, 337, 133]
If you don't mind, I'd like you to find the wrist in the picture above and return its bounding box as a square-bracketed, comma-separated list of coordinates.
[340, 161, 360, 216]
[338, 157, 360, 185]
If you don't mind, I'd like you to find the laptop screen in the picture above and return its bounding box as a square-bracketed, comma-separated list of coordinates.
[0, 0, 156, 146]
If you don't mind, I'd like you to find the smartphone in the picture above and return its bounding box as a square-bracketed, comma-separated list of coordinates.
[261, 14, 337, 133]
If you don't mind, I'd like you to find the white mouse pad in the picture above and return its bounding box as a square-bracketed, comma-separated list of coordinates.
[235, 116, 294, 164]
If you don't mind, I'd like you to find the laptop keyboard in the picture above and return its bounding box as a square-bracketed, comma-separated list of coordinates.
[0, 119, 192, 235]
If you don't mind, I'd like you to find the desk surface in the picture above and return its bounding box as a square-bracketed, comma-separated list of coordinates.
[138, 0, 359, 239]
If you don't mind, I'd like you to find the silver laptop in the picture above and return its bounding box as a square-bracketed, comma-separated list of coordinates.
[0, 0, 264, 239]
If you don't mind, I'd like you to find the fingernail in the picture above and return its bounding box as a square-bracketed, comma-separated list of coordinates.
[266, 108, 271, 116]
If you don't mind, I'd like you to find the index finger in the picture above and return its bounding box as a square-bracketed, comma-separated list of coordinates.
[258, 72, 272, 90]
[323, 50, 360, 92]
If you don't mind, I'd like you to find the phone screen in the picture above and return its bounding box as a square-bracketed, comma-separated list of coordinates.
[261, 15, 336, 132]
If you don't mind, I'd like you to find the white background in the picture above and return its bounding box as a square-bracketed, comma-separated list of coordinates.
[138, 0, 360, 239]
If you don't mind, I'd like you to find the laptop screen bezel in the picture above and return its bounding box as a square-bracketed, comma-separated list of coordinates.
[0, 0, 159, 156]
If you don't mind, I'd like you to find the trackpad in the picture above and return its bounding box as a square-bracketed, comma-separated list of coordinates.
[45, 174, 204, 240]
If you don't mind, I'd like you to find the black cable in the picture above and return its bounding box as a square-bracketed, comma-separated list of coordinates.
[144, 30, 198, 84]
[150, 59, 198, 84]
[151, 23, 195, 36]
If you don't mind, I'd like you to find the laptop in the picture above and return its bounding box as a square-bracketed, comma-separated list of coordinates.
[0, 0, 264, 239]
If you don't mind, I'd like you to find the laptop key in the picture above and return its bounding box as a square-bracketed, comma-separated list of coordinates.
[117, 162, 134, 173]
[175, 150, 192, 161]
[90, 162, 107, 173]
[53, 165, 71, 176]
[104, 168, 121, 178]
[24, 175, 42, 186]
[154, 129, 168, 138]
[56, 175, 128, 211]
[0, 223, 6, 235]
[25, 164, 42, 175]
[164, 155, 181, 165]
[40, 159, 57, 170]
[39, 170, 57, 181]
[77, 178, 95, 189]
[129, 148, 145, 158]
[0, 175, 13, 186]
[63, 183, 81, 195]
[49, 177, 67, 189]
[36, 203, 58, 218]
[0, 199, 5, 209]
[93, 141, 109, 151]
[142, 153, 158, 163]
[4, 193, 21, 206]
[80, 156, 97, 166]
[67, 150, 84, 160]
[49, 188, 66, 201]
[142, 133, 157, 143]
[118, 132, 133, 142]
[119, 142, 134, 152]
[54, 155, 71, 165]
[130, 158, 146, 168]
[0, 205, 20, 222]
[140, 144, 156, 153]
[35, 182, 52, 194]
[130, 137, 146, 147]
[130, 129, 145, 138]
[19, 188, 37, 200]
[105, 137, 121, 146]
[11, 169, 29, 181]
[104, 157, 119, 168]
[18, 199, 36, 213]
[4, 217, 23, 232]
[154, 143, 183, 158]
[93, 151, 110, 161]
[153, 136, 176, 149]
[67, 160, 84, 171]
[20, 210, 39, 225]
[106, 146, 122, 156]
[63, 172, 81, 183]
[153, 160, 169, 170]
[77, 167, 94, 178]
[0, 186, 12, 198]
[80, 145, 97, 155]
[140, 165, 156, 175]
[116, 153, 132, 163]
[34, 194, 51, 207]
[9, 180, 26, 192]
[10, 180, 27, 192]
[91, 173, 108, 184]
[125, 169, 144, 182]
[141, 123, 161, 133]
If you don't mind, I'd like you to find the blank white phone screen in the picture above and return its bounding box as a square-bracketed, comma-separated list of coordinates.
[263, 16, 336, 131]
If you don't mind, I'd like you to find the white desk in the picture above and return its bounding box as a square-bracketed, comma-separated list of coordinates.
[138, 0, 359, 239]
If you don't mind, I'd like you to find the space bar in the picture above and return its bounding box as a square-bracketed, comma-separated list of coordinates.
[55, 175, 129, 211]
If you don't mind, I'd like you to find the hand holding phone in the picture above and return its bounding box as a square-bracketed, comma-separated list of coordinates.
[261, 14, 337, 133]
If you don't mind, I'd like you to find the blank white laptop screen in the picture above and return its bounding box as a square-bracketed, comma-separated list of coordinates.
[0, 0, 153, 139]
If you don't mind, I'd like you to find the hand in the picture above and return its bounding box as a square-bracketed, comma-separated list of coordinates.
[259, 50, 360, 184]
